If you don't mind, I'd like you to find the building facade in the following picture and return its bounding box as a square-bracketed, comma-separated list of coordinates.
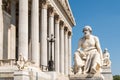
[0, 0, 75, 79]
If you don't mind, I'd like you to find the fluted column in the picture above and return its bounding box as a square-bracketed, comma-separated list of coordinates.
[64, 28, 68, 75]
[68, 32, 72, 74]
[0, 0, 3, 59]
[55, 15, 60, 73]
[60, 22, 64, 74]
[18, 0, 28, 60]
[48, 8, 54, 61]
[31, 0, 39, 66]
[40, 2, 48, 67]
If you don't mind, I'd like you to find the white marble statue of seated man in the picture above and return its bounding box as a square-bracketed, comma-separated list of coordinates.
[74, 26, 103, 74]
[17, 53, 26, 70]
[103, 48, 111, 67]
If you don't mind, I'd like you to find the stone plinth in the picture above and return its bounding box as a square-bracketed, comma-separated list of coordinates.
[69, 73, 104, 80]
[46, 71, 69, 80]
[0, 66, 51, 80]
[46, 72, 58, 80]
[101, 66, 113, 80]
[14, 71, 30, 80]
[0, 66, 17, 80]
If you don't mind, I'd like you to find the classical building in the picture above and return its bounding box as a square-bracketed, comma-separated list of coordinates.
[0, 0, 75, 80]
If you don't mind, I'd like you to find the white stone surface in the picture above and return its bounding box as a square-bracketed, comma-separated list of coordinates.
[18, 0, 28, 61]
[46, 72, 69, 80]
[0, 0, 3, 60]
[14, 71, 30, 80]
[101, 66, 113, 80]
[40, 3, 48, 66]
[55, 16, 60, 73]
[60, 25, 64, 74]
[69, 73, 104, 80]
[31, 0, 39, 66]
[64, 30, 68, 75]
[0, 0, 75, 80]
[68, 35, 72, 74]
[8, 24, 16, 59]
[48, 9, 54, 61]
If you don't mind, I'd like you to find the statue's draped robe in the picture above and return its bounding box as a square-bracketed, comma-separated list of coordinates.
[84, 49, 101, 73]
[74, 48, 101, 73]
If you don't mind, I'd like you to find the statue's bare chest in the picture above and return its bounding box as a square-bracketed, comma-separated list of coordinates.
[81, 38, 95, 48]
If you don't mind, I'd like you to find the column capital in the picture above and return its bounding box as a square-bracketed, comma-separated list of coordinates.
[68, 31, 72, 37]
[41, 0, 48, 9]
[55, 15, 60, 24]
[64, 27, 69, 35]
[60, 21, 64, 30]
[48, 7, 54, 17]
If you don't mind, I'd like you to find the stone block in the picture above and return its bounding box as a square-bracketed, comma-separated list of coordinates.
[14, 71, 30, 80]
[101, 66, 113, 80]
[69, 73, 104, 80]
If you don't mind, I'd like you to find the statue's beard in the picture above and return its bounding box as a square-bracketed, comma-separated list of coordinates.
[84, 33, 90, 38]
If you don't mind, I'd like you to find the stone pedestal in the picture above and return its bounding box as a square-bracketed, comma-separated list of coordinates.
[14, 71, 30, 80]
[46, 71, 69, 80]
[101, 66, 113, 80]
[0, 66, 17, 80]
[46, 71, 58, 80]
[69, 73, 104, 80]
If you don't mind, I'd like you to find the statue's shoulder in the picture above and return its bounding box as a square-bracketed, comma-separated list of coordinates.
[91, 35, 99, 41]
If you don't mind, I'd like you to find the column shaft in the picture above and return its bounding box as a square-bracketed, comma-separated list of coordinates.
[55, 16, 60, 73]
[40, 3, 48, 66]
[31, 0, 39, 66]
[48, 9, 54, 61]
[68, 35, 72, 74]
[0, 0, 3, 59]
[19, 0, 28, 60]
[64, 30, 68, 75]
[60, 24, 64, 74]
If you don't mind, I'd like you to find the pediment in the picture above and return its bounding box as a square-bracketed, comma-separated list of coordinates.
[58, 0, 76, 26]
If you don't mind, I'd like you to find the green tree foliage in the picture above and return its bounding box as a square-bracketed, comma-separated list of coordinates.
[113, 75, 120, 80]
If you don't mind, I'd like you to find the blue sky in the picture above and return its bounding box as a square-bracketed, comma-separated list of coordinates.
[69, 0, 120, 75]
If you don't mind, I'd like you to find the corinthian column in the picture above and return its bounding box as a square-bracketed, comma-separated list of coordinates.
[31, 0, 39, 66]
[64, 28, 68, 75]
[48, 7, 54, 61]
[60, 22, 64, 74]
[40, 1, 48, 67]
[18, 0, 28, 61]
[0, 0, 3, 59]
[68, 31, 72, 74]
[55, 15, 60, 73]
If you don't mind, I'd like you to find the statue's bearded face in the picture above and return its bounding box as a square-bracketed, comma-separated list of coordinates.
[83, 29, 91, 37]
